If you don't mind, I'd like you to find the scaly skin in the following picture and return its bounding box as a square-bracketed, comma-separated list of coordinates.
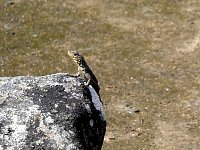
[68, 51, 100, 95]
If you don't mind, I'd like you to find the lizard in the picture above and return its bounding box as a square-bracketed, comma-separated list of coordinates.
[68, 50, 100, 95]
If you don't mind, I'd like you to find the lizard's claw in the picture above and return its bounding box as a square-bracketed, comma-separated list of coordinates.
[75, 72, 80, 77]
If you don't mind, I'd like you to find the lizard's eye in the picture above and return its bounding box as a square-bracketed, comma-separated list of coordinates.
[74, 52, 79, 56]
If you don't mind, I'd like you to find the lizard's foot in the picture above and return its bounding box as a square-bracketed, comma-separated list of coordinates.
[67, 73, 80, 77]
[75, 72, 80, 77]
[66, 73, 78, 77]
[84, 82, 89, 87]
[83, 79, 90, 87]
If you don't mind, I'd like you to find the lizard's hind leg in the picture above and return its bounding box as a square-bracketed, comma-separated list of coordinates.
[84, 78, 91, 86]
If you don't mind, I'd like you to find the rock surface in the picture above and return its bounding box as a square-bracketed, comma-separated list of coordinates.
[0, 73, 106, 150]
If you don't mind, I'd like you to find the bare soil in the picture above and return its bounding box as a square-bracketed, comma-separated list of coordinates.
[1, 0, 200, 149]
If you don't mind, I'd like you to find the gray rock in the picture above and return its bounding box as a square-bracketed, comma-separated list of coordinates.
[0, 73, 106, 150]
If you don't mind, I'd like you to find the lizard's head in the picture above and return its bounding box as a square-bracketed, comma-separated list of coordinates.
[68, 51, 83, 66]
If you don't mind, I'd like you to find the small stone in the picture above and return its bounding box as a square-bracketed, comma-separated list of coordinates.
[134, 109, 140, 113]
[165, 88, 169, 91]
[32, 34, 38, 38]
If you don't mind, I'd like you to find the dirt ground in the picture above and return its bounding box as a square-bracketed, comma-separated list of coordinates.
[1, 0, 200, 149]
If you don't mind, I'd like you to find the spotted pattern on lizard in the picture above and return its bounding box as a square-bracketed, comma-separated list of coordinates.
[68, 51, 100, 95]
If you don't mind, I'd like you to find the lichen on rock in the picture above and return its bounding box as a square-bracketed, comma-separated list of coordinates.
[0, 73, 106, 150]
